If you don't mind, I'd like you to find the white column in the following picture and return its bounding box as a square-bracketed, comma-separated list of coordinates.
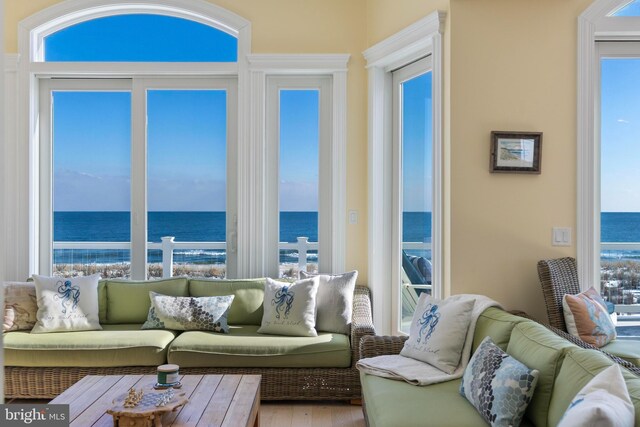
[161, 237, 175, 279]
[297, 237, 309, 273]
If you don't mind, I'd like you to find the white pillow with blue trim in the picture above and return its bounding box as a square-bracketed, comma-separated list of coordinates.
[400, 294, 475, 374]
[558, 364, 634, 427]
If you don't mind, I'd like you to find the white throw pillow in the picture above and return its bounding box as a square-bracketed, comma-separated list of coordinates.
[300, 270, 357, 334]
[400, 294, 475, 374]
[31, 274, 102, 333]
[258, 277, 319, 337]
[558, 364, 634, 427]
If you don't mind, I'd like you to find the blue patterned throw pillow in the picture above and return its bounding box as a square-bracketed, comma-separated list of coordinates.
[460, 337, 539, 427]
[142, 292, 234, 333]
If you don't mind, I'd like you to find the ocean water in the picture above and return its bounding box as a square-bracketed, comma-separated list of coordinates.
[53, 211, 640, 265]
[601, 212, 640, 261]
[53, 211, 433, 265]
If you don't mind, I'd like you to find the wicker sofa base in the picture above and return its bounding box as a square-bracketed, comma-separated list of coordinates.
[5, 365, 362, 401]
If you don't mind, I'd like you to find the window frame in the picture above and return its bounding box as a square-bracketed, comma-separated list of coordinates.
[392, 57, 434, 335]
[266, 76, 331, 277]
[39, 77, 238, 279]
[364, 11, 445, 335]
[578, 0, 640, 289]
[7, 1, 349, 281]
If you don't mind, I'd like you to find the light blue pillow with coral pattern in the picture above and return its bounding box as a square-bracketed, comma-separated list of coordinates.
[460, 337, 539, 427]
[142, 292, 234, 333]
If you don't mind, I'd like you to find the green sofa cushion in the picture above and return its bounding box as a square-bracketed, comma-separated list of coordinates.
[168, 325, 350, 368]
[105, 278, 189, 324]
[548, 348, 640, 427]
[4, 324, 176, 367]
[472, 307, 529, 353]
[188, 278, 265, 325]
[506, 321, 575, 427]
[601, 339, 640, 366]
[359, 372, 534, 427]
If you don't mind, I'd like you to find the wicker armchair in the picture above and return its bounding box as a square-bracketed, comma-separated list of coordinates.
[537, 257, 581, 331]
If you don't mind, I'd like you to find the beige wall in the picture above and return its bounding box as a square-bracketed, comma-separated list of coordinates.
[5, 0, 603, 322]
[363, 0, 595, 321]
[447, 0, 592, 321]
[4, 0, 370, 284]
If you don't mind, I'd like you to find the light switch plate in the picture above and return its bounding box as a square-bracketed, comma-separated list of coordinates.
[349, 210, 358, 224]
[552, 227, 571, 246]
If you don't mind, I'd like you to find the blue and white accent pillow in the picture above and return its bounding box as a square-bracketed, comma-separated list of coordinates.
[258, 277, 319, 337]
[400, 294, 475, 373]
[460, 337, 539, 427]
[558, 364, 634, 427]
[142, 292, 234, 333]
[31, 274, 102, 333]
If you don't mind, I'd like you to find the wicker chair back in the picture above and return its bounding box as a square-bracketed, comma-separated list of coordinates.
[537, 257, 581, 331]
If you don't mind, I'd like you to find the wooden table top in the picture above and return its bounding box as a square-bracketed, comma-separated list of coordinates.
[50, 374, 261, 427]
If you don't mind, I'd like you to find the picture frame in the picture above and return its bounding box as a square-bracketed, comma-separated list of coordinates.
[490, 131, 542, 174]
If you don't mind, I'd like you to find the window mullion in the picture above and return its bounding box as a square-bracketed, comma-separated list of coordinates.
[130, 78, 148, 280]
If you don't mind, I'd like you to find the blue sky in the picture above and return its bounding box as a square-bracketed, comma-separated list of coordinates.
[613, 1, 640, 16]
[402, 73, 432, 212]
[601, 58, 640, 212]
[48, 13, 430, 214]
[49, 14, 317, 212]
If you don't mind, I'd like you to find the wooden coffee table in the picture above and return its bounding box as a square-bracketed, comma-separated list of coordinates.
[50, 374, 261, 427]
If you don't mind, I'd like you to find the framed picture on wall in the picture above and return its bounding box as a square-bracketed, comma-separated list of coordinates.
[490, 131, 542, 174]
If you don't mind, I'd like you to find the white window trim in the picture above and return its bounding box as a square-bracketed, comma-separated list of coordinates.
[363, 11, 445, 335]
[245, 54, 349, 278]
[578, 0, 640, 289]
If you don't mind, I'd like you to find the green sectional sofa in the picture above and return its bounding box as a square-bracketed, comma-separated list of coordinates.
[360, 308, 640, 427]
[4, 277, 375, 401]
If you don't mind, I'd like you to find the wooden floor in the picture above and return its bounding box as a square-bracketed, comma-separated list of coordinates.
[261, 401, 365, 427]
[7, 399, 366, 427]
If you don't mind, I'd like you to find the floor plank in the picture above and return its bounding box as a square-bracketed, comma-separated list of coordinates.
[8, 399, 365, 427]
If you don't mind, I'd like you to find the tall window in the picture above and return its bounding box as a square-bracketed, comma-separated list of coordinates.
[364, 11, 444, 335]
[579, 0, 640, 337]
[49, 85, 132, 277]
[267, 77, 331, 278]
[598, 45, 640, 314]
[40, 14, 238, 279]
[278, 90, 319, 278]
[393, 58, 433, 334]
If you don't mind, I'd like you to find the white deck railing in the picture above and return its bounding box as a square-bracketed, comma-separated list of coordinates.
[53, 236, 319, 278]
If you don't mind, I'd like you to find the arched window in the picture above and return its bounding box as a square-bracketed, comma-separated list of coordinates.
[8, 0, 348, 284]
[578, 0, 640, 314]
[44, 14, 237, 62]
[20, 1, 249, 280]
